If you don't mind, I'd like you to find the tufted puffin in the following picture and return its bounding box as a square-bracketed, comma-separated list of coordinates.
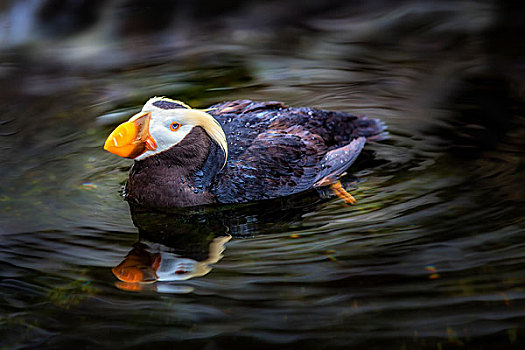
[104, 97, 386, 208]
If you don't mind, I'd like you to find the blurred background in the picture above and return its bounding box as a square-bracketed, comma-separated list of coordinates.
[0, 0, 524, 349]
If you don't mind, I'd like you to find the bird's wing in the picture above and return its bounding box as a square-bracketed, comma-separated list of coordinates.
[213, 129, 366, 204]
[313, 137, 366, 187]
[213, 124, 326, 203]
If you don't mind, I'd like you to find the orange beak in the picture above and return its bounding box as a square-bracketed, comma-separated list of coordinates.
[103, 111, 157, 158]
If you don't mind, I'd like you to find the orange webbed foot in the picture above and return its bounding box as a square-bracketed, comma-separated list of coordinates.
[329, 180, 356, 205]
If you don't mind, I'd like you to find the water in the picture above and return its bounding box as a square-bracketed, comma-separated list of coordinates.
[1, 1, 524, 349]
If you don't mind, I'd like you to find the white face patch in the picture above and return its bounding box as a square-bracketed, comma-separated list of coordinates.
[131, 97, 228, 163]
[134, 105, 196, 161]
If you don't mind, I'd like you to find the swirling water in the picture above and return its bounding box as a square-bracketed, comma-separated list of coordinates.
[0, 1, 524, 349]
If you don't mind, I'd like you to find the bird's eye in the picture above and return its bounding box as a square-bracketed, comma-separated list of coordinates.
[170, 122, 180, 131]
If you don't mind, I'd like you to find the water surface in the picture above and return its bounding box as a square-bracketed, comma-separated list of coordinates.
[1, 1, 524, 349]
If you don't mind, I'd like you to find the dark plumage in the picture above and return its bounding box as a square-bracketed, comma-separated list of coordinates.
[122, 99, 386, 208]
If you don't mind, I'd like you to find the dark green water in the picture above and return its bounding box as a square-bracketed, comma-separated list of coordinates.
[1, 1, 524, 349]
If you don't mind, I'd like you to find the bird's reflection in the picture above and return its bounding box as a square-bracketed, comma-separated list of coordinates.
[112, 204, 240, 292]
[113, 235, 231, 293]
[112, 181, 368, 292]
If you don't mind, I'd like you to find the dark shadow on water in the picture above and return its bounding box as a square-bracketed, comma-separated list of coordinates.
[426, 72, 525, 205]
[429, 74, 522, 159]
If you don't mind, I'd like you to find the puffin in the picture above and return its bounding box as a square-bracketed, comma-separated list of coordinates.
[104, 97, 386, 208]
